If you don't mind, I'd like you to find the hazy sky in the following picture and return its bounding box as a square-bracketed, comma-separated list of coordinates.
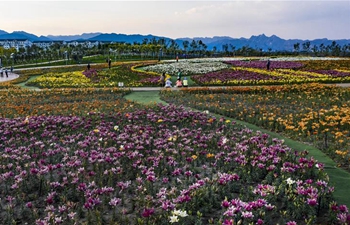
[0, 0, 349, 40]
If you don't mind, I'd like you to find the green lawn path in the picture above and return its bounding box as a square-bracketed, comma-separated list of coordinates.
[124, 90, 350, 208]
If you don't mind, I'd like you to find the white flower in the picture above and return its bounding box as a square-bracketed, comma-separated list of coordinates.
[178, 210, 188, 217]
[169, 215, 179, 223]
[114, 125, 119, 131]
[172, 209, 188, 217]
[286, 178, 295, 185]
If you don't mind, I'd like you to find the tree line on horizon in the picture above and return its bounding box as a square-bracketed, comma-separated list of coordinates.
[1, 37, 349, 67]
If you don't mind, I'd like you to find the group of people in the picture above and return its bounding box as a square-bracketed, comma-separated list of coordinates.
[160, 70, 188, 88]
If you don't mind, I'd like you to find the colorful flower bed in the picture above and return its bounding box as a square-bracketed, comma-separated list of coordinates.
[225, 60, 304, 69]
[0, 101, 347, 224]
[21, 61, 163, 88]
[0, 88, 132, 118]
[140, 61, 230, 76]
[160, 83, 350, 169]
[191, 67, 350, 86]
[6, 58, 350, 89]
[141, 58, 350, 86]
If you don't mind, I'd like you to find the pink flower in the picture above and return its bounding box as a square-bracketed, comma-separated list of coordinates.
[222, 199, 230, 208]
[109, 197, 121, 207]
[222, 219, 234, 225]
[26, 202, 33, 208]
[339, 205, 349, 213]
[141, 208, 155, 217]
[242, 211, 254, 218]
[286, 221, 297, 225]
[307, 198, 318, 206]
[256, 219, 264, 225]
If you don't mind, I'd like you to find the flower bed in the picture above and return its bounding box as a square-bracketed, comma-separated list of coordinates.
[191, 69, 283, 86]
[140, 61, 230, 76]
[191, 66, 350, 86]
[160, 83, 350, 169]
[22, 62, 162, 88]
[225, 60, 304, 69]
[0, 88, 132, 118]
[0, 103, 346, 224]
[141, 58, 350, 86]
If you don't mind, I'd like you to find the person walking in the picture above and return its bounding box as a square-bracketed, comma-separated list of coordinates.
[87, 63, 91, 70]
[5, 68, 8, 77]
[266, 59, 271, 70]
[177, 70, 182, 80]
[108, 59, 112, 69]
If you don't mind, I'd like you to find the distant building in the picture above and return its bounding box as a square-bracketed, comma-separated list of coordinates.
[0, 39, 32, 51]
[0, 38, 102, 51]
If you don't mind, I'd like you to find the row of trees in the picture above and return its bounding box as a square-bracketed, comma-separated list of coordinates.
[1, 38, 349, 67]
[293, 41, 349, 57]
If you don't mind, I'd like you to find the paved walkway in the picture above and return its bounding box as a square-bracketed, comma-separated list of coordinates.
[0, 72, 19, 82]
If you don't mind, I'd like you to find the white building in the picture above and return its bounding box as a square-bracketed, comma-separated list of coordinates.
[0, 39, 32, 51]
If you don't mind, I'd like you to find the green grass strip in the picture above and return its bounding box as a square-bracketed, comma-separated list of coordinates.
[124, 91, 168, 105]
[125, 90, 350, 208]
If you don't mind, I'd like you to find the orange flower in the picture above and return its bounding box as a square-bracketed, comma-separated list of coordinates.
[206, 153, 215, 158]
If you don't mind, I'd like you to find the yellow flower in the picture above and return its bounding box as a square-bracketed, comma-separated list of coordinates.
[23, 116, 30, 124]
[93, 129, 99, 133]
[206, 153, 215, 158]
[191, 155, 198, 160]
[168, 136, 177, 141]
[157, 119, 163, 123]
[225, 119, 231, 123]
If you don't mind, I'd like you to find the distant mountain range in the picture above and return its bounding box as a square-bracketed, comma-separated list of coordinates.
[0, 29, 349, 52]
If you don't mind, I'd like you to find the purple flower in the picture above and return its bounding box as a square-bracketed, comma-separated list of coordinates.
[109, 197, 121, 207]
[141, 208, 155, 217]
[26, 202, 33, 208]
[241, 211, 254, 218]
[222, 219, 234, 225]
[286, 221, 297, 225]
[339, 205, 349, 213]
[307, 198, 318, 206]
[256, 219, 264, 225]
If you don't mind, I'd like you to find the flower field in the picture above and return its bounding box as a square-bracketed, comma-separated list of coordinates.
[16, 61, 162, 89]
[0, 57, 350, 224]
[191, 61, 350, 86]
[1, 97, 348, 225]
[3, 57, 349, 90]
[0, 88, 133, 118]
[160, 83, 350, 169]
[138, 58, 350, 87]
[140, 61, 230, 76]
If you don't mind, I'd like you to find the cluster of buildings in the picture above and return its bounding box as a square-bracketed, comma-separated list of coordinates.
[0, 39, 101, 51]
